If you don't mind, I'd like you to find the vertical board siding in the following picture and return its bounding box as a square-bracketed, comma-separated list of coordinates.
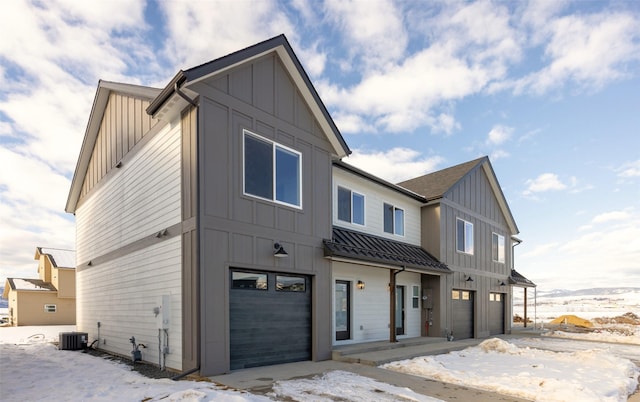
[80, 93, 159, 201]
[76, 120, 181, 262]
[332, 167, 422, 245]
[76, 238, 182, 370]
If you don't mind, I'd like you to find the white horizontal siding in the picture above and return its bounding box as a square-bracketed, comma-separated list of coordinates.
[332, 261, 421, 345]
[333, 167, 421, 245]
[76, 237, 182, 370]
[76, 119, 181, 263]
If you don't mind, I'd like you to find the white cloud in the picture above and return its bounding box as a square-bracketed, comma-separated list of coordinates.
[523, 173, 567, 195]
[514, 11, 640, 94]
[591, 210, 632, 224]
[616, 159, 640, 178]
[487, 125, 513, 145]
[345, 148, 444, 183]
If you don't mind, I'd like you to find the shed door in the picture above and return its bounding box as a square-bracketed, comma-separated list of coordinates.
[452, 290, 474, 339]
[489, 292, 505, 335]
[229, 270, 311, 370]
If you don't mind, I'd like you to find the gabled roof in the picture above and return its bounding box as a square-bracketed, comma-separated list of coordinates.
[509, 269, 536, 288]
[323, 226, 450, 274]
[65, 81, 162, 213]
[35, 247, 76, 269]
[147, 34, 350, 159]
[398, 156, 519, 234]
[5, 278, 57, 292]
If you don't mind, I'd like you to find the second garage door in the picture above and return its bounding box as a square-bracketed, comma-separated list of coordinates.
[489, 292, 505, 335]
[452, 289, 474, 340]
[229, 270, 311, 370]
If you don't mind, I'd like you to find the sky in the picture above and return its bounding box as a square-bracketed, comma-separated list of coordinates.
[0, 0, 639, 291]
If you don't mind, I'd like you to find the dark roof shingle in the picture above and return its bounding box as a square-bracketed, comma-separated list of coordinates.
[509, 269, 536, 287]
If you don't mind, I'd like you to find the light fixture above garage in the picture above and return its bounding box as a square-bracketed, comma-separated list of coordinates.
[498, 280, 506, 286]
[356, 280, 365, 290]
[465, 275, 474, 282]
[273, 243, 288, 258]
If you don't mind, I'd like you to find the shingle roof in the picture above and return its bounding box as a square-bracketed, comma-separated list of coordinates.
[323, 227, 450, 274]
[398, 157, 486, 201]
[509, 269, 536, 287]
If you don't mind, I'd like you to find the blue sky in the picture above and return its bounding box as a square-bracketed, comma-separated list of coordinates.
[1, 0, 638, 291]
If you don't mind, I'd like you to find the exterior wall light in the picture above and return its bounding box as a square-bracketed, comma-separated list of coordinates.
[465, 275, 474, 282]
[498, 280, 506, 286]
[356, 280, 365, 290]
[273, 243, 288, 258]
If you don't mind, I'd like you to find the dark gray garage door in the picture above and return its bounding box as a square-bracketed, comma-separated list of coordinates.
[229, 270, 311, 370]
[489, 292, 505, 335]
[452, 290, 474, 340]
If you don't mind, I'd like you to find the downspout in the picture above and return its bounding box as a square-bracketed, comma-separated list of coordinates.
[511, 238, 522, 328]
[175, 82, 198, 107]
[389, 265, 406, 343]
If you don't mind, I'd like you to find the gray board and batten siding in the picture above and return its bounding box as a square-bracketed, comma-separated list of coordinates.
[189, 51, 341, 375]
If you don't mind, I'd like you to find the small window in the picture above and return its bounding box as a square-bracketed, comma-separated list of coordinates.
[232, 271, 267, 290]
[492, 233, 505, 263]
[412, 285, 420, 308]
[456, 218, 474, 254]
[461, 291, 470, 300]
[451, 290, 460, 300]
[489, 293, 495, 301]
[243, 130, 302, 208]
[337, 187, 365, 225]
[44, 304, 57, 313]
[383, 203, 404, 236]
[276, 275, 306, 292]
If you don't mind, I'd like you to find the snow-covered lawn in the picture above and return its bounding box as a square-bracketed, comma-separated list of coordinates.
[383, 337, 639, 402]
[1, 325, 638, 401]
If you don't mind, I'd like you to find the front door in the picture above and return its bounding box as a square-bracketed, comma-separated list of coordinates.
[335, 280, 350, 340]
[396, 285, 405, 335]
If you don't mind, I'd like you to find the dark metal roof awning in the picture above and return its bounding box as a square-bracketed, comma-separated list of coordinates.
[509, 269, 536, 287]
[323, 227, 450, 274]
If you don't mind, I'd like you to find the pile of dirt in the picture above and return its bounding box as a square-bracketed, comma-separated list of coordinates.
[593, 312, 640, 325]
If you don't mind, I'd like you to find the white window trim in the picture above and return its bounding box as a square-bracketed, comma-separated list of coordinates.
[242, 129, 303, 209]
[492, 232, 505, 263]
[384, 202, 405, 237]
[337, 186, 366, 226]
[456, 218, 474, 255]
[44, 304, 57, 313]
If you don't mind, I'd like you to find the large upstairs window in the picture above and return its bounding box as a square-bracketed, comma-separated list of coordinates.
[337, 186, 365, 225]
[243, 130, 301, 208]
[383, 203, 404, 236]
[456, 218, 474, 254]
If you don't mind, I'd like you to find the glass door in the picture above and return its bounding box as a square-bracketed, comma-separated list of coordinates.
[335, 280, 350, 340]
[396, 285, 405, 335]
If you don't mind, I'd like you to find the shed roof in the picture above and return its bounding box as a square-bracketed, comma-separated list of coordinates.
[323, 226, 450, 274]
[6, 278, 57, 292]
[509, 269, 536, 288]
[35, 247, 76, 269]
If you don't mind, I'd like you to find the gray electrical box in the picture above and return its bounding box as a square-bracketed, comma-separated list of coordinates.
[422, 288, 433, 309]
[156, 295, 171, 329]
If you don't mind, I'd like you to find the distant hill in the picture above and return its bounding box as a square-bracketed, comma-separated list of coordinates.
[537, 288, 640, 298]
[0, 286, 7, 308]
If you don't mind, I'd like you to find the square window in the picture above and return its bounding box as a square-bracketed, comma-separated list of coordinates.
[243, 130, 301, 208]
[492, 233, 505, 263]
[338, 187, 365, 225]
[276, 275, 306, 292]
[44, 304, 56, 313]
[384, 203, 404, 235]
[451, 290, 460, 300]
[456, 218, 474, 254]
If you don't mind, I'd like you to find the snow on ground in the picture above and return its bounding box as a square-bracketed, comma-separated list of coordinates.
[0, 326, 440, 402]
[382, 337, 639, 402]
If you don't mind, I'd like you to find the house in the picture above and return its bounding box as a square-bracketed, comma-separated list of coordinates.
[65, 34, 534, 376]
[2, 247, 76, 326]
[398, 156, 527, 339]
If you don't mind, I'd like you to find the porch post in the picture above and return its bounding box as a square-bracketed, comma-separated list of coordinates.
[389, 269, 396, 343]
[523, 287, 528, 328]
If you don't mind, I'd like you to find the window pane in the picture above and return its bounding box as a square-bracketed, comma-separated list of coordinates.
[276, 275, 306, 292]
[383, 203, 394, 233]
[352, 193, 365, 225]
[394, 208, 404, 236]
[452, 290, 459, 300]
[465, 221, 474, 254]
[244, 134, 273, 199]
[462, 291, 470, 300]
[275, 146, 300, 206]
[232, 271, 267, 289]
[456, 219, 465, 252]
[337, 187, 351, 222]
[498, 235, 505, 263]
[492, 233, 499, 260]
